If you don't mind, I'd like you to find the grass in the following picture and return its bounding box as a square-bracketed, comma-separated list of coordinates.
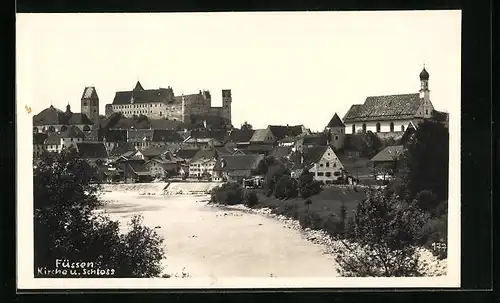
[247, 186, 368, 237]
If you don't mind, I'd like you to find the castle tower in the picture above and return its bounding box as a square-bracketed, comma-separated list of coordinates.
[325, 112, 345, 151]
[81, 86, 100, 128]
[222, 89, 232, 125]
[419, 66, 434, 119]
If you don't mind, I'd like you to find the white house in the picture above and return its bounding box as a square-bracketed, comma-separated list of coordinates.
[292, 145, 345, 184]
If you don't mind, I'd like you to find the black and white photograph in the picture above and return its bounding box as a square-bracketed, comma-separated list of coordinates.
[16, 10, 461, 289]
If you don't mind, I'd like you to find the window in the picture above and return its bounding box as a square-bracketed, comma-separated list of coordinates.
[325, 172, 331, 177]
[83, 102, 88, 106]
[320, 163, 324, 167]
[61, 125, 68, 132]
[426, 109, 429, 115]
[326, 162, 330, 167]
[335, 135, 339, 140]
[317, 172, 324, 176]
[333, 163, 337, 167]
[401, 125, 405, 132]
[352, 124, 356, 134]
[160, 112, 162, 116]
[390, 122, 394, 132]
[83, 125, 90, 131]
[70, 138, 73, 142]
[362, 123, 366, 132]
[376, 123, 381, 133]
[333, 171, 341, 177]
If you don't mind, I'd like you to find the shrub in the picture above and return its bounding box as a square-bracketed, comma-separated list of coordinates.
[244, 191, 259, 208]
[264, 160, 290, 193]
[34, 149, 165, 278]
[333, 189, 430, 277]
[298, 173, 322, 198]
[274, 175, 298, 200]
[418, 213, 448, 259]
[414, 190, 440, 214]
[210, 182, 244, 205]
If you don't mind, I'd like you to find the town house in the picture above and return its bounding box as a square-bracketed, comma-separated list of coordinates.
[292, 146, 345, 184]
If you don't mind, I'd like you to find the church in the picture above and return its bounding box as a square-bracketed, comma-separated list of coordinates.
[105, 81, 232, 127]
[342, 67, 442, 138]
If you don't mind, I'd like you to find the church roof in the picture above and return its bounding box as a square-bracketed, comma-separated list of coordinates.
[326, 113, 345, 128]
[81, 87, 98, 100]
[343, 93, 423, 123]
[33, 105, 65, 125]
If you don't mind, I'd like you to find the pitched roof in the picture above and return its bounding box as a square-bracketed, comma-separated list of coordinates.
[109, 143, 136, 157]
[128, 162, 150, 175]
[191, 149, 217, 162]
[152, 129, 183, 142]
[370, 145, 405, 162]
[213, 154, 265, 171]
[241, 144, 274, 153]
[189, 130, 228, 142]
[112, 87, 176, 105]
[104, 129, 128, 142]
[174, 148, 200, 160]
[133, 81, 144, 91]
[269, 146, 292, 159]
[269, 125, 304, 140]
[327, 113, 345, 127]
[61, 126, 86, 138]
[343, 93, 423, 123]
[226, 129, 255, 143]
[141, 145, 170, 157]
[303, 134, 328, 146]
[302, 146, 330, 164]
[81, 87, 98, 99]
[149, 119, 184, 130]
[215, 146, 238, 156]
[127, 129, 154, 143]
[76, 143, 108, 159]
[250, 129, 271, 142]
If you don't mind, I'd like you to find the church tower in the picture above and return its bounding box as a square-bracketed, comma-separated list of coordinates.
[81, 86, 100, 127]
[418, 66, 434, 119]
[222, 89, 232, 126]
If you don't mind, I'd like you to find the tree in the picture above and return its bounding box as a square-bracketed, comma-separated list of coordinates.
[241, 121, 253, 131]
[334, 189, 430, 277]
[263, 159, 290, 195]
[298, 172, 322, 198]
[273, 175, 298, 199]
[401, 119, 449, 201]
[347, 130, 382, 159]
[34, 148, 165, 277]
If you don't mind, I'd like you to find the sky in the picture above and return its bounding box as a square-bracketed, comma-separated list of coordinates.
[16, 11, 461, 131]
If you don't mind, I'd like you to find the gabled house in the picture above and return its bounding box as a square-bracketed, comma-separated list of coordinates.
[173, 148, 200, 163]
[291, 146, 345, 184]
[183, 130, 228, 150]
[108, 142, 136, 161]
[224, 129, 255, 148]
[145, 158, 178, 179]
[189, 149, 218, 178]
[294, 134, 328, 153]
[212, 154, 265, 183]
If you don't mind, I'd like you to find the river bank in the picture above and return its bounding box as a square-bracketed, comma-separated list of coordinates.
[99, 184, 341, 278]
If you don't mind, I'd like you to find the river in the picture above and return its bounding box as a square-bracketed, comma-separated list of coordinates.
[99, 184, 340, 279]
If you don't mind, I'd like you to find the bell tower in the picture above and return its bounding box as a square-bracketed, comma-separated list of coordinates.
[81, 86, 100, 127]
[418, 66, 433, 119]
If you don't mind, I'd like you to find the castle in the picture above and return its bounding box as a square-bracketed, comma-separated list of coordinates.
[105, 81, 232, 126]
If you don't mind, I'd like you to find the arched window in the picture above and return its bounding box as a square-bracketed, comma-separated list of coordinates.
[48, 126, 55, 133]
[352, 124, 356, 134]
[390, 122, 394, 132]
[362, 123, 366, 132]
[83, 125, 91, 131]
[376, 123, 381, 133]
[60, 125, 68, 132]
[401, 125, 405, 132]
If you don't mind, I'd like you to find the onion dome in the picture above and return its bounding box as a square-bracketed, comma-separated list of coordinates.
[419, 67, 429, 80]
